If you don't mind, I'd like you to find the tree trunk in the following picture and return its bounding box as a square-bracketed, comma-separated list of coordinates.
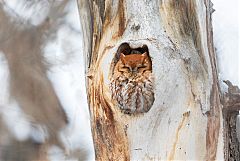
[77, 0, 224, 160]
[222, 80, 240, 160]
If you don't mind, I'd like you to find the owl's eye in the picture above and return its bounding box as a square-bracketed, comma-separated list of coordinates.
[121, 66, 131, 72]
[123, 66, 130, 69]
[138, 65, 146, 69]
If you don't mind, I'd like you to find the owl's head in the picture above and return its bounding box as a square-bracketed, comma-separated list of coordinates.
[120, 52, 150, 74]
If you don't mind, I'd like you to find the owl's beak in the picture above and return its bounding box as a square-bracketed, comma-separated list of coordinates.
[130, 67, 138, 74]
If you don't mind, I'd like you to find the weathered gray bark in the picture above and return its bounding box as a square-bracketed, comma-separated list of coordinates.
[78, 0, 224, 160]
[222, 80, 240, 161]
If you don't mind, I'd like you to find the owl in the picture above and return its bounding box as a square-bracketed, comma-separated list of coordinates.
[110, 51, 154, 114]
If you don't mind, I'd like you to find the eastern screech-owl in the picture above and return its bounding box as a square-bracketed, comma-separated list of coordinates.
[110, 51, 154, 114]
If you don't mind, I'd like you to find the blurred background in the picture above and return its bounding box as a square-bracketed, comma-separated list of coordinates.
[212, 0, 240, 87]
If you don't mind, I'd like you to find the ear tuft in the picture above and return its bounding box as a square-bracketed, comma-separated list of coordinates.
[120, 53, 126, 58]
[120, 53, 126, 63]
[142, 52, 147, 57]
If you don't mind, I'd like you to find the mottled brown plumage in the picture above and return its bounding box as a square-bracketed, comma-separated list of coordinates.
[110, 52, 154, 114]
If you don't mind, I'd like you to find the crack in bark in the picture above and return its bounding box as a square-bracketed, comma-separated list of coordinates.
[168, 111, 190, 160]
[180, 57, 197, 102]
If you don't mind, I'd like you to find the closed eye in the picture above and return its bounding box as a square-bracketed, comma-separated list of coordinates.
[138, 65, 146, 69]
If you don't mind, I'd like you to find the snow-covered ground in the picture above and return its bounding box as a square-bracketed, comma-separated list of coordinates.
[0, 0, 239, 160]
